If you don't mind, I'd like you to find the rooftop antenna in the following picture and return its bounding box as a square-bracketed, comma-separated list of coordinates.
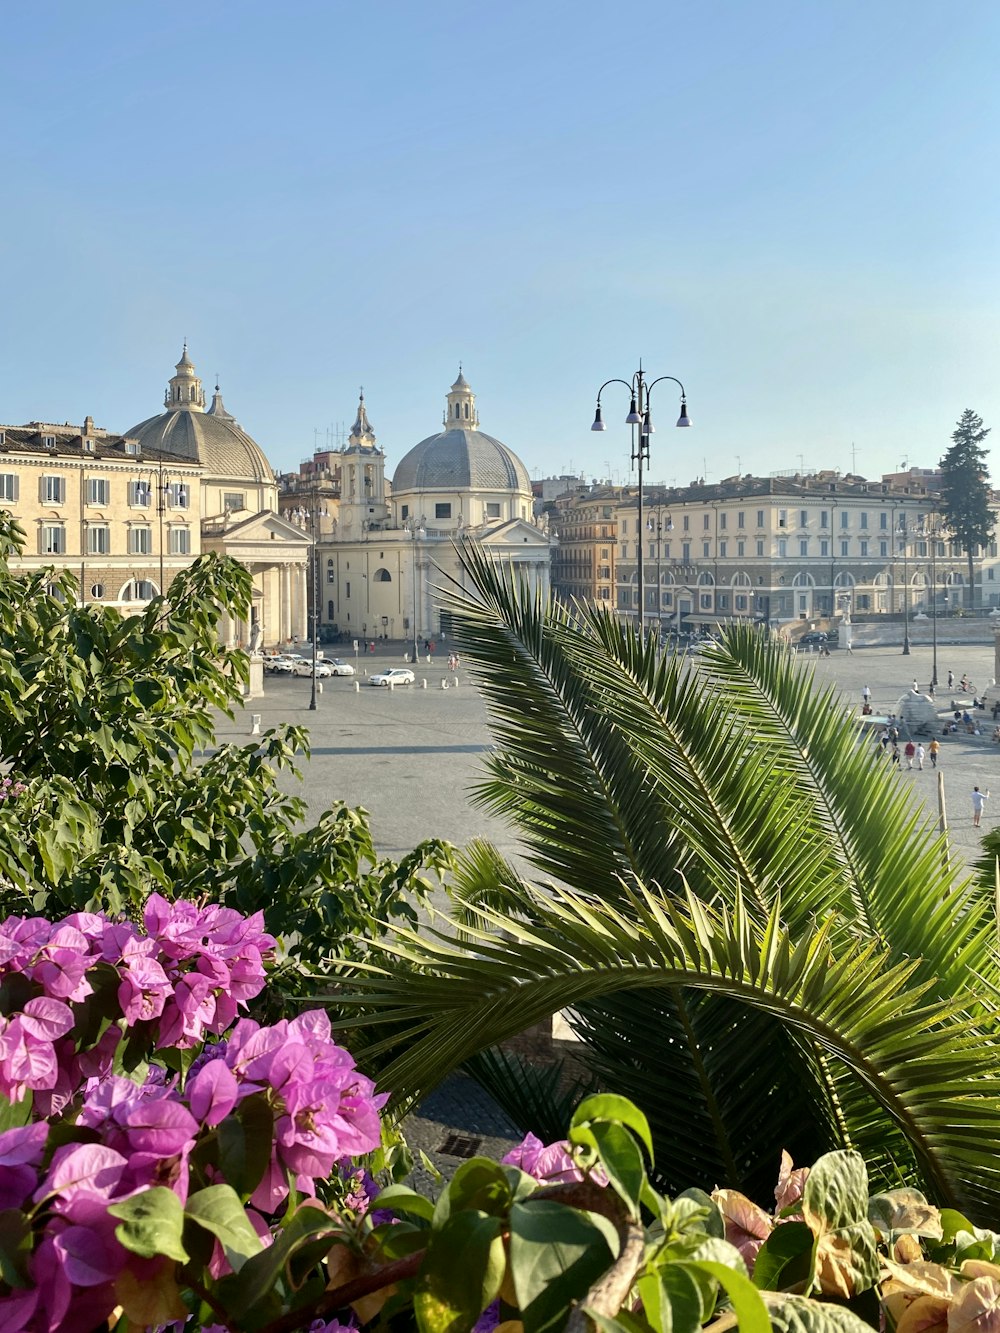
[313, 428, 321, 450]
[850, 442, 858, 473]
[900, 457, 909, 470]
[736, 454, 742, 473]
[797, 454, 805, 473]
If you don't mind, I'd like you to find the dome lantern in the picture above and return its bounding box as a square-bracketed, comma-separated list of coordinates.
[164, 342, 206, 412]
[446, 365, 478, 429]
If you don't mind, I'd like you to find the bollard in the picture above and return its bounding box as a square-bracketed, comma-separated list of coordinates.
[318, 682, 323, 695]
[453, 676, 459, 687]
[389, 679, 394, 690]
[250, 713, 261, 736]
[441, 679, 448, 690]
[354, 680, 360, 693]
[421, 678, 427, 689]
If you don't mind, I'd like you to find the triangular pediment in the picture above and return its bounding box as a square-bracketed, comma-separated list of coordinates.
[479, 518, 552, 548]
[203, 509, 312, 547]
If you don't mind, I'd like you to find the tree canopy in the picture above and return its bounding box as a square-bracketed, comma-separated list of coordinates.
[939, 409, 993, 609]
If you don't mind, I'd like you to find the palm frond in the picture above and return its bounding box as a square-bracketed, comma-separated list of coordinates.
[338, 882, 1000, 1220]
[463, 1046, 602, 1145]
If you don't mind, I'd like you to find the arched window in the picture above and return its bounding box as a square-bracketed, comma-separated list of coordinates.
[374, 568, 392, 583]
[464, 402, 470, 418]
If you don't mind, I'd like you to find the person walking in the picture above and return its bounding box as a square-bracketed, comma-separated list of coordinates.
[911, 680, 919, 693]
[915, 743, 925, 771]
[948, 669, 954, 689]
[862, 684, 872, 706]
[904, 740, 916, 769]
[972, 786, 990, 827]
[929, 738, 940, 768]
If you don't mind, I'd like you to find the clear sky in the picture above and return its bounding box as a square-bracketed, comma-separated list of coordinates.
[4, 1, 999, 486]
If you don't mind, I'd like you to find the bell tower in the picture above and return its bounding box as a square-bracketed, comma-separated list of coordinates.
[339, 390, 389, 534]
[164, 343, 206, 411]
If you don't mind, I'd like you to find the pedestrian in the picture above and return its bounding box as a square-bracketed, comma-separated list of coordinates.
[972, 786, 990, 827]
[862, 684, 872, 705]
[928, 681, 935, 698]
[915, 743, 925, 771]
[904, 740, 915, 769]
[929, 738, 940, 768]
[948, 670, 954, 689]
[911, 680, 919, 693]
[891, 744, 900, 766]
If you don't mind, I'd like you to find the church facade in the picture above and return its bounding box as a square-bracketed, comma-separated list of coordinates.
[316, 373, 552, 648]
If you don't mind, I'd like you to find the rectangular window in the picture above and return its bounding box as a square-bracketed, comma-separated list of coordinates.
[435, 502, 452, 519]
[703, 514, 710, 530]
[169, 482, 189, 509]
[860, 540, 869, 556]
[42, 525, 65, 554]
[860, 512, 869, 529]
[736, 594, 747, 611]
[880, 540, 889, 557]
[820, 539, 829, 557]
[840, 540, 849, 557]
[345, 581, 351, 598]
[756, 510, 764, 528]
[401, 504, 409, 520]
[821, 510, 829, 528]
[169, 528, 191, 555]
[799, 539, 808, 556]
[800, 510, 808, 529]
[86, 478, 109, 506]
[0, 474, 18, 502]
[917, 541, 927, 557]
[700, 593, 712, 609]
[756, 540, 763, 556]
[840, 511, 849, 529]
[738, 540, 746, 557]
[682, 542, 691, 561]
[128, 527, 152, 555]
[778, 509, 787, 527]
[485, 502, 501, 518]
[718, 594, 728, 609]
[224, 492, 245, 512]
[778, 538, 787, 558]
[720, 540, 727, 557]
[720, 513, 727, 530]
[738, 511, 745, 529]
[86, 525, 110, 555]
[42, 475, 65, 504]
[128, 480, 150, 507]
[880, 512, 888, 529]
[649, 542, 655, 559]
[702, 541, 710, 557]
[601, 548, 608, 559]
[682, 515, 690, 532]
[621, 519, 628, 534]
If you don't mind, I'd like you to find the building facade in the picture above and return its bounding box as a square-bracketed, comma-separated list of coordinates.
[549, 485, 619, 609]
[313, 373, 552, 645]
[611, 472, 999, 632]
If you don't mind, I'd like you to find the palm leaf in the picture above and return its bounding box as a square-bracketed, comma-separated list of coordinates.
[338, 882, 1000, 1220]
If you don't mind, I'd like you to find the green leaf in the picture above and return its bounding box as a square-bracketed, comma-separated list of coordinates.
[802, 1152, 869, 1234]
[0, 1209, 33, 1288]
[681, 1260, 769, 1333]
[764, 1293, 878, 1333]
[0, 1095, 31, 1132]
[636, 1264, 703, 1333]
[372, 1183, 435, 1223]
[108, 1186, 189, 1262]
[572, 1119, 646, 1217]
[508, 1199, 617, 1333]
[752, 1221, 814, 1291]
[432, 1157, 514, 1228]
[220, 1205, 340, 1320]
[216, 1093, 274, 1198]
[414, 1210, 504, 1333]
[571, 1093, 654, 1164]
[184, 1184, 265, 1273]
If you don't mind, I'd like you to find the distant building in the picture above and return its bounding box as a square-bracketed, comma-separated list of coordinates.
[316, 372, 552, 644]
[549, 485, 620, 610]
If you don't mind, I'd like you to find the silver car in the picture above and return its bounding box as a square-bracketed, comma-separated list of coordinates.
[369, 668, 416, 687]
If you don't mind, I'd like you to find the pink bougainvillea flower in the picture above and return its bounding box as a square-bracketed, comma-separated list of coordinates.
[0, 1123, 50, 1209]
[32, 925, 94, 1002]
[502, 1133, 589, 1185]
[187, 1058, 239, 1127]
[117, 954, 171, 1025]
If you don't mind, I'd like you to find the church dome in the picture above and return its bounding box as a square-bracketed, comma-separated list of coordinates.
[392, 372, 530, 495]
[125, 347, 275, 483]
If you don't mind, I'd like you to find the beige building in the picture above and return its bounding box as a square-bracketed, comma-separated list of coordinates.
[0, 416, 202, 605]
[550, 485, 619, 609]
[125, 347, 312, 647]
[316, 373, 552, 646]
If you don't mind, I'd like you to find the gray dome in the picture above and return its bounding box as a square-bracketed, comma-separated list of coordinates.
[392, 427, 531, 494]
[125, 408, 274, 483]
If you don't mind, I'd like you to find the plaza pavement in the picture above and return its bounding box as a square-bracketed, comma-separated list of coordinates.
[213, 637, 1000, 1175]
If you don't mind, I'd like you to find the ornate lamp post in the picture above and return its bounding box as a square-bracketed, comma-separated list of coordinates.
[591, 368, 690, 637]
[293, 503, 328, 710]
[920, 513, 946, 688]
[406, 517, 425, 664]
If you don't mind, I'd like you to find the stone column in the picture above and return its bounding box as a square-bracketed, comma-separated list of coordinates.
[280, 565, 292, 642]
[297, 562, 309, 643]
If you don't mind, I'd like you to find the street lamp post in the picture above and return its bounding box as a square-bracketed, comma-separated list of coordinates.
[591, 368, 690, 637]
[407, 517, 424, 664]
[920, 514, 946, 689]
[898, 515, 911, 655]
[293, 503, 328, 711]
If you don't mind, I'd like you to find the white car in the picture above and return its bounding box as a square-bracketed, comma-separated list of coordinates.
[264, 656, 295, 674]
[369, 667, 416, 687]
[320, 658, 356, 676]
[291, 659, 333, 678]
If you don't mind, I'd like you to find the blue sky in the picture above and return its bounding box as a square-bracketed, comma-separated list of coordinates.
[4, 1, 999, 485]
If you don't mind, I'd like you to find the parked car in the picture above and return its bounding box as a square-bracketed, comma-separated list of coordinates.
[369, 667, 416, 687]
[319, 658, 356, 676]
[291, 659, 333, 678]
[264, 656, 295, 674]
[799, 632, 827, 647]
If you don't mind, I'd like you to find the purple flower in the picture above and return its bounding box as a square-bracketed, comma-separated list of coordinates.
[502, 1132, 608, 1186]
[187, 1059, 239, 1127]
[117, 952, 171, 1025]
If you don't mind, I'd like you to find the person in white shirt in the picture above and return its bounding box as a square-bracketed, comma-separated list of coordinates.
[972, 786, 990, 827]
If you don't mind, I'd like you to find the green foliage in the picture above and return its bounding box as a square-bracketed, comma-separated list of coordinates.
[0, 510, 451, 989]
[939, 408, 993, 609]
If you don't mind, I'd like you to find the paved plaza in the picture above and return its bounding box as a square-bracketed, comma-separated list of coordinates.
[217, 637, 1000, 876]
